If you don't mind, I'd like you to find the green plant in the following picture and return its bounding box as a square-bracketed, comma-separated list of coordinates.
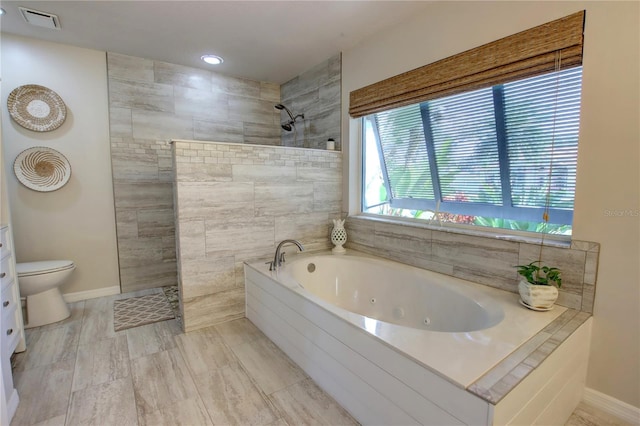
[516, 261, 562, 287]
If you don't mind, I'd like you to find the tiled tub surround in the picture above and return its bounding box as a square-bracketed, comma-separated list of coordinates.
[173, 140, 342, 332]
[280, 54, 341, 150]
[345, 215, 599, 313]
[107, 52, 282, 293]
[245, 251, 593, 425]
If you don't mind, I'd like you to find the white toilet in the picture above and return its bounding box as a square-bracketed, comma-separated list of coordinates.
[16, 260, 75, 329]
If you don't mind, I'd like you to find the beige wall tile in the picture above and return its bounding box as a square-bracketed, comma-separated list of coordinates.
[174, 86, 228, 120]
[132, 110, 194, 141]
[244, 122, 281, 146]
[232, 164, 297, 182]
[162, 235, 176, 261]
[227, 77, 261, 98]
[229, 96, 277, 125]
[117, 237, 164, 268]
[296, 166, 341, 182]
[205, 216, 275, 255]
[261, 82, 280, 102]
[194, 119, 244, 143]
[109, 78, 174, 112]
[114, 182, 174, 209]
[176, 219, 206, 259]
[109, 107, 133, 137]
[137, 208, 175, 237]
[174, 162, 233, 182]
[518, 243, 586, 296]
[254, 182, 314, 216]
[176, 181, 254, 219]
[120, 261, 178, 291]
[182, 287, 245, 332]
[154, 60, 212, 91]
[432, 231, 519, 280]
[274, 212, 330, 243]
[180, 256, 236, 299]
[107, 52, 154, 82]
[112, 153, 159, 181]
[115, 209, 139, 239]
[313, 181, 342, 212]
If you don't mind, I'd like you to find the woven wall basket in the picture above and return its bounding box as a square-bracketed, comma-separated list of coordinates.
[14, 147, 72, 192]
[7, 84, 67, 132]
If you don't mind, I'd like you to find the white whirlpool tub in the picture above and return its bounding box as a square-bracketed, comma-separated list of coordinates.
[245, 251, 592, 425]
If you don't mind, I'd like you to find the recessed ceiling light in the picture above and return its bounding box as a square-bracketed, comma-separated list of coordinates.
[201, 54, 223, 65]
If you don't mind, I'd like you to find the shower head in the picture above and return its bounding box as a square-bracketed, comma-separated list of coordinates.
[281, 123, 293, 131]
[274, 103, 295, 121]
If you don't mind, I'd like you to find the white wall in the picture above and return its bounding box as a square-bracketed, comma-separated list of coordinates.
[342, 1, 639, 408]
[1, 34, 120, 295]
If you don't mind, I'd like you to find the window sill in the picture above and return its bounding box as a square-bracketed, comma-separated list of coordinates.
[351, 213, 572, 249]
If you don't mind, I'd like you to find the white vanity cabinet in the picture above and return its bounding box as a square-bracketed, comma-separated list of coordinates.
[0, 224, 26, 421]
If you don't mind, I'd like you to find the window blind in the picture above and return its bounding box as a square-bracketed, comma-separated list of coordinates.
[349, 11, 585, 118]
[367, 67, 582, 225]
[375, 104, 434, 200]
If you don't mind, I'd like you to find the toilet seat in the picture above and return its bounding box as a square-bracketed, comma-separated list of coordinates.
[17, 260, 75, 277]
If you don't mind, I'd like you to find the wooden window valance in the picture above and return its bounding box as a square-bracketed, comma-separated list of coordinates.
[349, 11, 585, 118]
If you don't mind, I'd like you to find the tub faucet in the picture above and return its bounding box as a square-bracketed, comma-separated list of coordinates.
[270, 239, 304, 271]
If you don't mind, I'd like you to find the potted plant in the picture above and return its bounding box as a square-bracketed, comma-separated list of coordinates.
[516, 261, 562, 310]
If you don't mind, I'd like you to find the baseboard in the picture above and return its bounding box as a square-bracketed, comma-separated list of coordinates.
[583, 387, 640, 424]
[7, 389, 19, 423]
[63, 285, 120, 302]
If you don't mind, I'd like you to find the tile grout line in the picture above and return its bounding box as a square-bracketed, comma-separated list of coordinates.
[125, 317, 141, 426]
[63, 301, 87, 426]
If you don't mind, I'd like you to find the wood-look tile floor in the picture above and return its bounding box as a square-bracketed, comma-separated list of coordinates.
[10, 288, 357, 426]
[9, 288, 632, 426]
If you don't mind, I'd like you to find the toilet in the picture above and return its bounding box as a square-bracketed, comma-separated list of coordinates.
[16, 260, 75, 329]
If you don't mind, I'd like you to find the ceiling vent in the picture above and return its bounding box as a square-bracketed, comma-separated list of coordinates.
[19, 7, 61, 30]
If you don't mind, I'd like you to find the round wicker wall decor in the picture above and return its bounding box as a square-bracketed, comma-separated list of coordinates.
[14, 147, 71, 192]
[7, 85, 67, 132]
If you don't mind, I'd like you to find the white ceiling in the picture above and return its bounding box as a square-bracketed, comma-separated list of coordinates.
[0, 1, 434, 84]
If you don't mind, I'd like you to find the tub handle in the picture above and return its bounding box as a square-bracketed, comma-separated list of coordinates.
[265, 261, 274, 271]
[279, 253, 286, 264]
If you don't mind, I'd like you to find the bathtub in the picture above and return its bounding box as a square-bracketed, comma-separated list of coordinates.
[244, 250, 592, 425]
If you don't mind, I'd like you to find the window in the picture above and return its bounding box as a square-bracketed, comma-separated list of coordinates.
[362, 67, 582, 234]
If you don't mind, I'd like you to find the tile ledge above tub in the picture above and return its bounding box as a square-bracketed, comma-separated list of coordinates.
[468, 309, 592, 405]
[349, 214, 574, 248]
[171, 138, 342, 154]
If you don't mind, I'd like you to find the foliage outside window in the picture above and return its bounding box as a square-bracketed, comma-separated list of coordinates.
[362, 67, 583, 235]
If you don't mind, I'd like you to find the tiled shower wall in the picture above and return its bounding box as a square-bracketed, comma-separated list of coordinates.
[346, 216, 599, 312]
[173, 140, 342, 332]
[280, 54, 341, 150]
[107, 52, 282, 292]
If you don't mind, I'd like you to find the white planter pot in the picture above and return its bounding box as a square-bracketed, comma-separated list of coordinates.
[518, 280, 558, 309]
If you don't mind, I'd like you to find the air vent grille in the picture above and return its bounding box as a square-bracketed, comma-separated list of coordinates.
[19, 7, 61, 30]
